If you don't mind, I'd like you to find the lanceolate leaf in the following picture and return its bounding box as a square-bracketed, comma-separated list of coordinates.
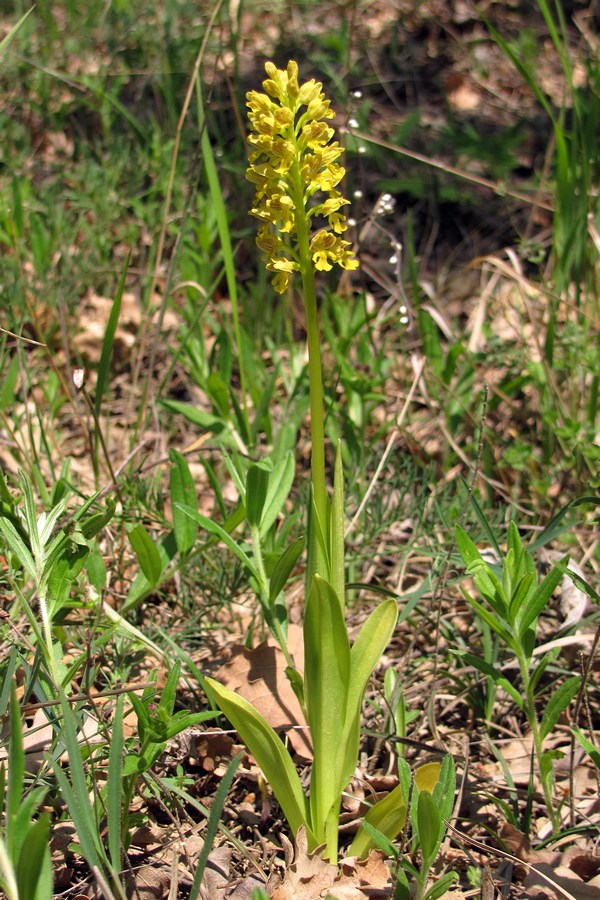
[417, 790, 441, 868]
[330, 447, 345, 610]
[304, 575, 350, 849]
[169, 449, 199, 555]
[260, 451, 295, 536]
[340, 599, 398, 793]
[246, 463, 270, 530]
[348, 783, 407, 858]
[269, 537, 305, 606]
[540, 675, 581, 740]
[128, 524, 163, 587]
[517, 558, 568, 637]
[205, 678, 311, 843]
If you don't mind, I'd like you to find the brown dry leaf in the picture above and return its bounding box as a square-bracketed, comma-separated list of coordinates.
[336, 851, 392, 894]
[197, 846, 232, 900]
[498, 824, 600, 898]
[129, 864, 172, 900]
[523, 863, 600, 899]
[214, 624, 312, 760]
[193, 729, 236, 772]
[270, 828, 339, 900]
[272, 830, 392, 899]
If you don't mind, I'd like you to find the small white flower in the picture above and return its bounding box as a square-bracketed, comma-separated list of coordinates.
[389, 254, 398, 265]
[348, 117, 359, 129]
[358, 145, 366, 154]
[353, 189, 363, 198]
[353, 90, 363, 99]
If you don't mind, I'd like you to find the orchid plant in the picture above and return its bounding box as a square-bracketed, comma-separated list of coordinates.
[204, 61, 407, 862]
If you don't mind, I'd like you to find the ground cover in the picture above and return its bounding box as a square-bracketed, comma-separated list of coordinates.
[0, 1, 599, 898]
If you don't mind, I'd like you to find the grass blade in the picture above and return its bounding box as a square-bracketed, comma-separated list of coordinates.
[188, 752, 244, 900]
[106, 695, 124, 873]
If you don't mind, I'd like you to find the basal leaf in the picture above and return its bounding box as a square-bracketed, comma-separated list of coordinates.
[205, 678, 311, 843]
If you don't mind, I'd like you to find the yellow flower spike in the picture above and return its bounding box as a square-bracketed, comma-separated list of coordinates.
[246, 59, 358, 293]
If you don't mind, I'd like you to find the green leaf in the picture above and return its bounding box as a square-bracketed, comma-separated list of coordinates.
[455, 525, 483, 567]
[456, 527, 507, 614]
[304, 576, 350, 846]
[175, 506, 259, 581]
[517, 557, 567, 637]
[540, 676, 581, 740]
[246, 463, 270, 530]
[79, 499, 116, 540]
[508, 572, 535, 623]
[423, 871, 459, 900]
[330, 446, 345, 611]
[123, 531, 179, 611]
[572, 726, 600, 769]
[204, 678, 311, 843]
[169, 450, 198, 555]
[417, 790, 441, 869]
[160, 400, 226, 434]
[106, 694, 124, 871]
[15, 812, 51, 900]
[459, 588, 515, 649]
[52, 693, 110, 875]
[458, 652, 525, 709]
[158, 661, 181, 718]
[6, 685, 24, 858]
[269, 537, 305, 606]
[0, 7, 34, 57]
[0, 516, 36, 580]
[432, 755, 455, 835]
[86, 546, 107, 592]
[349, 784, 407, 858]
[46, 544, 89, 615]
[260, 451, 295, 536]
[128, 523, 163, 588]
[207, 371, 230, 419]
[333, 598, 399, 830]
[189, 753, 244, 900]
[19, 472, 42, 561]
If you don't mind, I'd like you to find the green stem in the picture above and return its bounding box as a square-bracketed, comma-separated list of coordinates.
[288, 161, 328, 534]
[250, 526, 294, 670]
[518, 655, 558, 832]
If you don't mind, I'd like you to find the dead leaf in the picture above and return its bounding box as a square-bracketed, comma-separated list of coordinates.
[272, 830, 392, 899]
[129, 864, 171, 900]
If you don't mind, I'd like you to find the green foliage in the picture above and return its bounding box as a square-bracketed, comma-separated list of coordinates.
[0, 686, 52, 900]
[357, 756, 457, 899]
[456, 522, 581, 832]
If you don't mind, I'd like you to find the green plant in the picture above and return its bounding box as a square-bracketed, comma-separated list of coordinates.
[199, 60, 398, 862]
[0, 685, 52, 900]
[115, 662, 216, 857]
[456, 521, 581, 833]
[359, 755, 457, 900]
[0, 469, 116, 687]
[485, 0, 599, 300]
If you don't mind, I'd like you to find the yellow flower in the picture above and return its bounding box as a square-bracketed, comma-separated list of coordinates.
[246, 60, 358, 293]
